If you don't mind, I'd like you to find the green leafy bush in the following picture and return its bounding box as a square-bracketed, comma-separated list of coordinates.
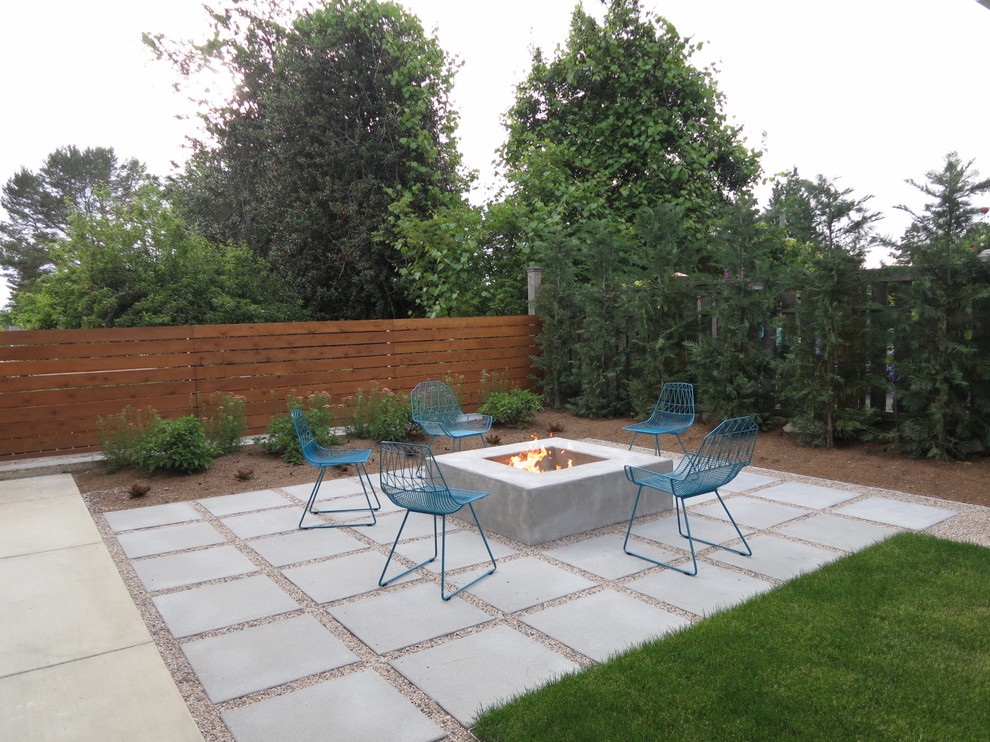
[97, 405, 161, 473]
[259, 391, 339, 464]
[193, 391, 248, 456]
[479, 388, 543, 427]
[131, 416, 213, 474]
[345, 384, 417, 441]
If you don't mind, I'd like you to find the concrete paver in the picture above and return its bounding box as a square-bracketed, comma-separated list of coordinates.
[152, 574, 299, 638]
[628, 562, 776, 617]
[777, 513, 902, 551]
[543, 533, 674, 579]
[392, 528, 517, 573]
[391, 625, 579, 726]
[247, 527, 366, 567]
[835, 496, 957, 529]
[199, 489, 290, 516]
[628, 512, 755, 551]
[220, 670, 446, 742]
[329, 582, 493, 654]
[283, 548, 400, 603]
[181, 614, 359, 703]
[220, 506, 301, 538]
[116, 521, 227, 558]
[104, 501, 201, 532]
[131, 544, 258, 591]
[720, 470, 781, 492]
[693, 495, 810, 528]
[707, 533, 842, 580]
[519, 589, 690, 662]
[465, 556, 596, 612]
[754, 481, 860, 509]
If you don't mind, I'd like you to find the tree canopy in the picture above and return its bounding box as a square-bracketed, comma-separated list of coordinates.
[0, 145, 152, 295]
[8, 183, 302, 329]
[499, 0, 760, 247]
[148, 0, 468, 319]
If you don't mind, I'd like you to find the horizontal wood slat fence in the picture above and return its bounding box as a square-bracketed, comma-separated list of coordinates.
[0, 316, 542, 461]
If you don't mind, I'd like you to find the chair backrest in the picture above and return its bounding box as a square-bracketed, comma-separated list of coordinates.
[684, 415, 759, 490]
[290, 409, 316, 450]
[378, 441, 462, 513]
[654, 382, 695, 418]
[410, 381, 463, 420]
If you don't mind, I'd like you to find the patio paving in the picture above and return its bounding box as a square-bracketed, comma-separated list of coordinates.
[2, 456, 977, 741]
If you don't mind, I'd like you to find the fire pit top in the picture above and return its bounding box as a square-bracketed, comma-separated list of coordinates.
[436, 438, 673, 544]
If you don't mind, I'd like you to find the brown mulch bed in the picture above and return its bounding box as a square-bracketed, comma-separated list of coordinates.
[75, 410, 990, 515]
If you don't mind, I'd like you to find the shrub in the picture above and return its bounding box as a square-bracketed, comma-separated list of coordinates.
[131, 416, 213, 474]
[97, 405, 161, 473]
[345, 384, 417, 441]
[479, 387, 543, 427]
[259, 391, 339, 464]
[193, 391, 248, 456]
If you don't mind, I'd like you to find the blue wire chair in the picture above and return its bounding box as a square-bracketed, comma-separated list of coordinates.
[410, 380, 493, 451]
[623, 415, 759, 576]
[623, 382, 695, 455]
[291, 409, 380, 529]
[378, 441, 497, 600]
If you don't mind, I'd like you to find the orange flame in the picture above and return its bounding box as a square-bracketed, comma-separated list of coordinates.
[507, 446, 575, 473]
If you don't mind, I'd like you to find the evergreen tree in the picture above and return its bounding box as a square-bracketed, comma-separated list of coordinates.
[767, 172, 881, 447]
[0, 146, 151, 295]
[890, 153, 990, 459]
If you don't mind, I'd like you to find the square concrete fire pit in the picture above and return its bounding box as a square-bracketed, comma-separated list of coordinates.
[437, 438, 673, 545]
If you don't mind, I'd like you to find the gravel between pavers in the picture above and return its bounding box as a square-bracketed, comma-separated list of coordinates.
[94, 439, 990, 742]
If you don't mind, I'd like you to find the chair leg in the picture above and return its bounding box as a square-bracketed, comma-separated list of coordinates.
[299, 465, 378, 529]
[439, 504, 497, 600]
[673, 490, 752, 558]
[627, 432, 639, 451]
[673, 434, 688, 455]
[624, 487, 699, 575]
[354, 462, 382, 511]
[379, 511, 440, 587]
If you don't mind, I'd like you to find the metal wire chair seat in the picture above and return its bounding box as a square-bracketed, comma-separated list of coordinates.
[410, 381, 492, 451]
[378, 441, 497, 600]
[624, 382, 695, 455]
[291, 409, 380, 529]
[623, 415, 759, 575]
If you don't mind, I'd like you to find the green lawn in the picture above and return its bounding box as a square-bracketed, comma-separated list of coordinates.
[473, 533, 990, 742]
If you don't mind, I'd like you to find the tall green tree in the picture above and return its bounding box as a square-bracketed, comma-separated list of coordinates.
[890, 153, 990, 459]
[8, 183, 301, 329]
[0, 146, 151, 294]
[500, 0, 759, 250]
[685, 195, 781, 422]
[767, 172, 881, 447]
[148, 0, 467, 319]
[625, 201, 700, 413]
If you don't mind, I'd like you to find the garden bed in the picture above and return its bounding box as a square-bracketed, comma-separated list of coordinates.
[75, 410, 990, 515]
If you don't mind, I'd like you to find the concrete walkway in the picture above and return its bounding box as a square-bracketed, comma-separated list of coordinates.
[0, 452, 974, 741]
[0, 473, 203, 741]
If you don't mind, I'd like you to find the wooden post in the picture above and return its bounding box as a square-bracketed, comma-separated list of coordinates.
[527, 265, 542, 315]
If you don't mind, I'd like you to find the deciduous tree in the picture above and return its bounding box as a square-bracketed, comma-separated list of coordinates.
[500, 0, 759, 252]
[148, 0, 467, 319]
[8, 183, 301, 329]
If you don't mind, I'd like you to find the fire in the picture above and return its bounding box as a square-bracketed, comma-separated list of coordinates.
[507, 446, 575, 473]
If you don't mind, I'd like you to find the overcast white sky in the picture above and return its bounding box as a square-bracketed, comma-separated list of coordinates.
[1, 0, 988, 305]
